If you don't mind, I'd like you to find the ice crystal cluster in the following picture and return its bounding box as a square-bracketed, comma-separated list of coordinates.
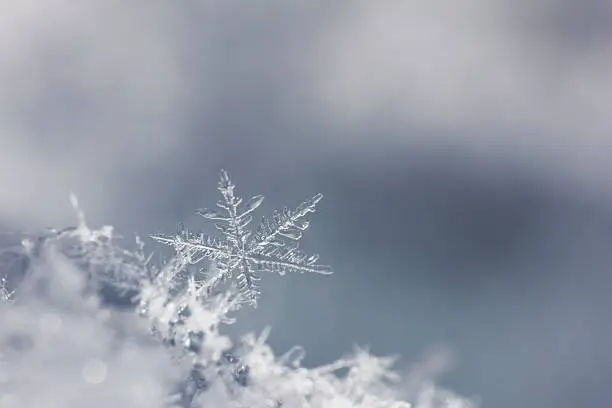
[0, 170, 475, 408]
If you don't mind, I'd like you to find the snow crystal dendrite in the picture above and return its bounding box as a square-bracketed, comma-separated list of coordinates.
[0, 276, 13, 304]
[150, 169, 332, 307]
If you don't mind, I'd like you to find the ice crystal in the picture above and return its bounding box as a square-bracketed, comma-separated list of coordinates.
[0, 276, 13, 304]
[150, 170, 332, 307]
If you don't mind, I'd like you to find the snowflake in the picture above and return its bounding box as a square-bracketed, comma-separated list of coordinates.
[150, 169, 332, 307]
[0, 276, 13, 305]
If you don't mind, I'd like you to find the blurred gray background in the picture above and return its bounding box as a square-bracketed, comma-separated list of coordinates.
[2, 1, 612, 407]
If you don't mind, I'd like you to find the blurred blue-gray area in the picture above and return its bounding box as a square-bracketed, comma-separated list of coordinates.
[1, 1, 612, 407]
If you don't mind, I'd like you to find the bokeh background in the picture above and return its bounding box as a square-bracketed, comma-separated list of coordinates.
[2, 1, 612, 407]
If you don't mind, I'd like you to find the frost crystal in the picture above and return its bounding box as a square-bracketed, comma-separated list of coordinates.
[150, 169, 332, 307]
[0, 276, 13, 304]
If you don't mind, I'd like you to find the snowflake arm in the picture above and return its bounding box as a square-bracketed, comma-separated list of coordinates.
[150, 231, 228, 264]
[253, 192, 323, 250]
